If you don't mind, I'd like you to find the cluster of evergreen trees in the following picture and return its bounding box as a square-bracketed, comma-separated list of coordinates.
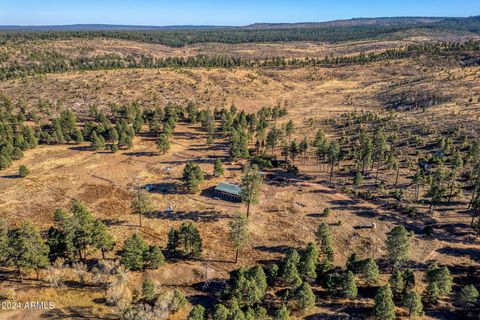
[0, 200, 173, 282]
[120, 234, 164, 271]
[0, 201, 114, 281]
[0, 96, 38, 170]
[47, 200, 114, 262]
[187, 222, 478, 319]
[3, 39, 478, 80]
[0, 96, 151, 171]
[166, 222, 203, 259]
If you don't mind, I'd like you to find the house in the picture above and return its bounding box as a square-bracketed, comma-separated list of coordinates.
[214, 182, 242, 202]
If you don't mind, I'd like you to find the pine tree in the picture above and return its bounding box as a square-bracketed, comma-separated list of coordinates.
[344, 271, 358, 299]
[362, 258, 379, 285]
[353, 171, 363, 195]
[147, 245, 165, 269]
[92, 220, 115, 259]
[372, 126, 388, 183]
[183, 162, 205, 193]
[327, 141, 341, 181]
[142, 278, 156, 302]
[412, 169, 425, 200]
[240, 165, 262, 217]
[372, 285, 396, 320]
[167, 227, 180, 256]
[426, 168, 447, 213]
[403, 268, 416, 293]
[171, 290, 188, 312]
[389, 269, 405, 300]
[315, 222, 334, 262]
[230, 268, 264, 308]
[404, 290, 423, 317]
[425, 264, 452, 297]
[178, 222, 203, 258]
[289, 140, 299, 162]
[230, 128, 249, 160]
[156, 133, 170, 154]
[212, 304, 229, 320]
[285, 120, 294, 143]
[9, 221, 49, 281]
[299, 137, 309, 162]
[274, 304, 290, 320]
[120, 234, 148, 271]
[213, 159, 224, 177]
[0, 154, 11, 170]
[0, 219, 8, 264]
[71, 201, 96, 260]
[266, 128, 280, 156]
[386, 226, 410, 270]
[18, 165, 29, 178]
[458, 285, 479, 312]
[290, 282, 316, 314]
[229, 213, 249, 263]
[424, 281, 440, 305]
[229, 299, 246, 320]
[90, 131, 105, 151]
[298, 243, 319, 280]
[187, 305, 206, 320]
[131, 189, 154, 227]
[281, 250, 302, 287]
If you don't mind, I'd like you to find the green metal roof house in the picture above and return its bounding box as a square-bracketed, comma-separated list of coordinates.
[214, 182, 242, 202]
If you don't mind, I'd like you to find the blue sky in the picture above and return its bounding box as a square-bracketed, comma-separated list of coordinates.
[0, 0, 479, 26]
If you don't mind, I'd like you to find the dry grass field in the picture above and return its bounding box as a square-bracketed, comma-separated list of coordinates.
[0, 37, 479, 320]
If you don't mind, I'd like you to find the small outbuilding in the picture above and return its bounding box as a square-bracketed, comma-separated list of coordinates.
[214, 182, 242, 202]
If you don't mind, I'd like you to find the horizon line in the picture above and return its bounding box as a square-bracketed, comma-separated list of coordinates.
[1, 15, 479, 28]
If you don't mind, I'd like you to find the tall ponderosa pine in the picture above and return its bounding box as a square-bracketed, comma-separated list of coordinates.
[131, 189, 154, 227]
[281, 249, 302, 287]
[404, 290, 423, 317]
[426, 168, 447, 213]
[458, 285, 479, 312]
[240, 165, 262, 217]
[315, 222, 334, 262]
[327, 141, 341, 181]
[187, 305, 205, 320]
[0, 219, 8, 264]
[298, 243, 319, 280]
[389, 269, 405, 300]
[212, 304, 229, 320]
[229, 213, 249, 263]
[9, 221, 49, 281]
[386, 226, 410, 270]
[274, 304, 290, 320]
[213, 158, 224, 177]
[362, 258, 379, 285]
[425, 264, 452, 297]
[373, 285, 396, 320]
[156, 133, 170, 154]
[183, 162, 205, 193]
[92, 219, 115, 259]
[120, 233, 148, 271]
[290, 282, 316, 314]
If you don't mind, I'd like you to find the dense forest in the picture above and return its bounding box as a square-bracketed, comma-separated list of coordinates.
[1, 16, 479, 48]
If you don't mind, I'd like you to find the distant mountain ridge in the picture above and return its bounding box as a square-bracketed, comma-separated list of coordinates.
[0, 24, 229, 31]
[1, 16, 478, 31]
[244, 17, 448, 29]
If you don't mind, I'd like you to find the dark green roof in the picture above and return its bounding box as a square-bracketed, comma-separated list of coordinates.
[215, 182, 242, 196]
